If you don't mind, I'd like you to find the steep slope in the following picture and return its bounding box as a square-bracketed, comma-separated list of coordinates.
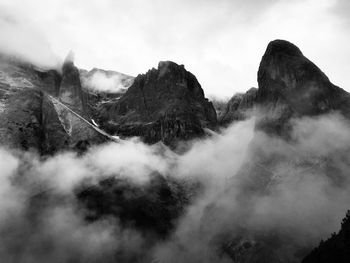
[256, 39, 350, 136]
[59, 52, 87, 115]
[302, 211, 350, 263]
[96, 61, 217, 145]
[0, 54, 109, 154]
[219, 87, 258, 126]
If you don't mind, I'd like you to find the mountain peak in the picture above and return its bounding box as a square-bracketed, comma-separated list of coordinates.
[157, 61, 185, 78]
[264, 39, 303, 58]
[63, 50, 75, 66]
[96, 61, 217, 145]
[158, 61, 184, 69]
[256, 40, 350, 136]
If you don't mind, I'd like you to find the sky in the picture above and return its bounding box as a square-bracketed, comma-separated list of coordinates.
[0, 0, 349, 98]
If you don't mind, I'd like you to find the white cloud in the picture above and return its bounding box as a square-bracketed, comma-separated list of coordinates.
[0, 113, 350, 261]
[0, 0, 349, 97]
[82, 71, 132, 93]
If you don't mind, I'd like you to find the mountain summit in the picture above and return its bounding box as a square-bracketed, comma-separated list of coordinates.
[256, 39, 350, 135]
[96, 60, 217, 145]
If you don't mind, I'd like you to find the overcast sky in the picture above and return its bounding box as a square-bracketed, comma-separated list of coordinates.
[0, 0, 349, 98]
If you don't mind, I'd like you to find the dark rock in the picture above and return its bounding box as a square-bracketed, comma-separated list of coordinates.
[76, 174, 198, 237]
[97, 61, 217, 145]
[256, 39, 350, 136]
[36, 69, 61, 97]
[219, 87, 258, 126]
[0, 54, 110, 154]
[59, 51, 87, 115]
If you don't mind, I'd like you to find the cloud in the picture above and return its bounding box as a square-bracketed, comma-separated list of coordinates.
[1, 112, 350, 262]
[81, 71, 133, 93]
[0, 139, 174, 262]
[1, 0, 349, 97]
[0, 7, 60, 68]
[331, 0, 350, 24]
[151, 113, 350, 262]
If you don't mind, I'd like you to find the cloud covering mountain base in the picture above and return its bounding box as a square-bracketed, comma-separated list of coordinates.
[0, 113, 350, 262]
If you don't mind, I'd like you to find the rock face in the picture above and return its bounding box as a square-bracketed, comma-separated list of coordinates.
[0, 54, 109, 154]
[59, 52, 87, 115]
[219, 87, 258, 126]
[0, 55, 217, 152]
[97, 61, 217, 145]
[256, 39, 350, 136]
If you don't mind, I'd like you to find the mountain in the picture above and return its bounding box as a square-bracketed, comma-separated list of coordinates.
[1, 40, 350, 263]
[215, 40, 350, 263]
[95, 61, 217, 145]
[256, 39, 350, 136]
[0, 53, 218, 150]
[0, 53, 111, 154]
[218, 87, 258, 126]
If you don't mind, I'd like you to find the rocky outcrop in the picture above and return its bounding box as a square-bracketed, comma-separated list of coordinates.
[0, 54, 109, 154]
[97, 61, 217, 145]
[59, 52, 87, 115]
[219, 87, 258, 126]
[256, 39, 350, 136]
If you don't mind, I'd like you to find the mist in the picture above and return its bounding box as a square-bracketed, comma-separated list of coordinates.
[81, 71, 132, 93]
[0, 111, 349, 262]
[0, 8, 60, 68]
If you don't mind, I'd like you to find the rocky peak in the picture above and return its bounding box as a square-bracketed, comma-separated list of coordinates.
[59, 51, 86, 114]
[256, 39, 350, 136]
[156, 61, 205, 100]
[219, 87, 258, 126]
[258, 39, 332, 104]
[63, 50, 75, 66]
[96, 61, 217, 145]
[263, 39, 303, 58]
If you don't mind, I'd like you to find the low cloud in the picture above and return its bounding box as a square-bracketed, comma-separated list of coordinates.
[0, 113, 350, 262]
[82, 71, 133, 93]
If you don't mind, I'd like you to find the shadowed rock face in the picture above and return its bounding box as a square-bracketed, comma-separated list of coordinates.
[219, 87, 258, 126]
[77, 174, 198, 238]
[0, 55, 217, 152]
[256, 39, 350, 136]
[0, 54, 108, 154]
[59, 52, 87, 115]
[97, 61, 217, 145]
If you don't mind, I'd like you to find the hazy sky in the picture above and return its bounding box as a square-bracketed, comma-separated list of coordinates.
[0, 0, 349, 97]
